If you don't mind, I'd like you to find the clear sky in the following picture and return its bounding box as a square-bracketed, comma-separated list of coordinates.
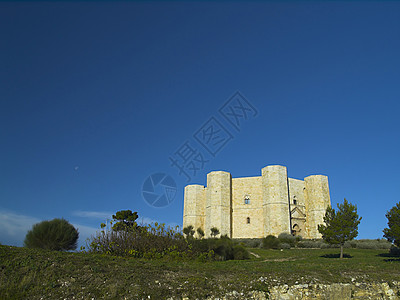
[1, 1, 399, 248]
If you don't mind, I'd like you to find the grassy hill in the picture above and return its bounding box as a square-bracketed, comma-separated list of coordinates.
[1, 245, 400, 299]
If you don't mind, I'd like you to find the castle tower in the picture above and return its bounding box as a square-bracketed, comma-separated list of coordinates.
[262, 165, 291, 236]
[304, 175, 331, 239]
[183, 184, 206, 237]
[205, 171, 232, 238]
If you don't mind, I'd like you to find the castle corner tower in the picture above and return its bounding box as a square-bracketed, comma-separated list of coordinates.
[262, 165, 291, 237]
[205, 171, 232, 238]
[304, 175, 331, 239]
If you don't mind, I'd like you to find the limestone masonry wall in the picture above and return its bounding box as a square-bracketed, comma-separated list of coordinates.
[232, 176, 263, 238]
[183, 165, 331, 239]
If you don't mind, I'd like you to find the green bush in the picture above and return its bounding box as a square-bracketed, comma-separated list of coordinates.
[296, 239, 391, 250]
[297, 240, 323, 248]
[280, 243, 291, 249]
[233, 245, 250, 260]
[88, 223, 189, 258]
[342, 239, 392, 250]
[24, 218, 79, 251]
[88, 222, 249, 261]
[344, 240, 357, 248]
[355, 239, 392, 249]
[189, 235, 251, 261]
[278, 233, 296, 247]
[262, 235, 280, 249]
[389, 246, 400, 256]
[233, 238, 262, 248]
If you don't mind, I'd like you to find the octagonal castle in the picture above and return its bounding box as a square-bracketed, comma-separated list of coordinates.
[183, 165, 331, 239]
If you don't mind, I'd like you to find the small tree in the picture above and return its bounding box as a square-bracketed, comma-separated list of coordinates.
[318, 198, 362, 258]
[112, 210, 138, 231]
[210, 227, 220, 238]
[183, 225, 195, 238]
[196, 227, 205, 239]
[383, 202, 400, 247]
[24, 218, 79, 251]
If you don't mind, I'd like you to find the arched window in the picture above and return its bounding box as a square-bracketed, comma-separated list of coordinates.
[246, 217, 250, 224]
[292, 224, 300, 235]
[293, 196, 297, 205]
[244, 196, 250, 204]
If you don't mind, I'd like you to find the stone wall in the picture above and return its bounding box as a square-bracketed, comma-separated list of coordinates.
[288, 178, 307, 237]
[179, 282, 400, 299]
[183, 165, 331, 240]
[269, 281, 400, 300]
[232, 176, 263, 238]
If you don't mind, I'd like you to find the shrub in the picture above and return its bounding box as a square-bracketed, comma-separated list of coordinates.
[88, 222, 249, 261]
[357, 241, 379, 249]
[389, 246, 400, 256]
[355, 239, 392, 249]
[297, 240, 324, 248]
[342, 239, 392, 250]
[262, 235, 280, 249]
[183, 225, 195, 238]
[88, 223, 189, 258]
[344, 240, 357, 248]
[213, 237, 234, 260]
[24, 218, 79, 251]
[278, 233, 296, 247]
[210, 227, 220, 238]
[196, 227, 205, 239]
[233, 238, 262, 248]
[280, 243, 291, 249]
[233, 245, 250, 260]
[190, 235, 250, 261]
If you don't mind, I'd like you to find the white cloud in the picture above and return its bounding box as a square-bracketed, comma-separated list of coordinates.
[0, 211, 40, 247]
[72, 210, 113, 220]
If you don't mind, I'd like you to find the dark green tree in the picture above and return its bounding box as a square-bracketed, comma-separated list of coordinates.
[183, 225, 195, 238]
[196, 227, 205, 239]
[112, 210, 138, 231]
[383, 202, 400, 247]
[318, 198, 362, 258]
[210, 227, 220, 238]
[24, 218, 79, 251]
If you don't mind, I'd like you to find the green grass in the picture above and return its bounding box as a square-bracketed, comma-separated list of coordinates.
[1, 245, 399, 299]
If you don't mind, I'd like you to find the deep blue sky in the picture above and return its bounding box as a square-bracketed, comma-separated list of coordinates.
[1, 1, 399, 247]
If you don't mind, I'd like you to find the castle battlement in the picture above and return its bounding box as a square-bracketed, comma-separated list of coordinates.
[183, 165, 331, 239]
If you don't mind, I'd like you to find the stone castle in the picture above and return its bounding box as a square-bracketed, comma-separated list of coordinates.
[183, 165, 331, 239]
